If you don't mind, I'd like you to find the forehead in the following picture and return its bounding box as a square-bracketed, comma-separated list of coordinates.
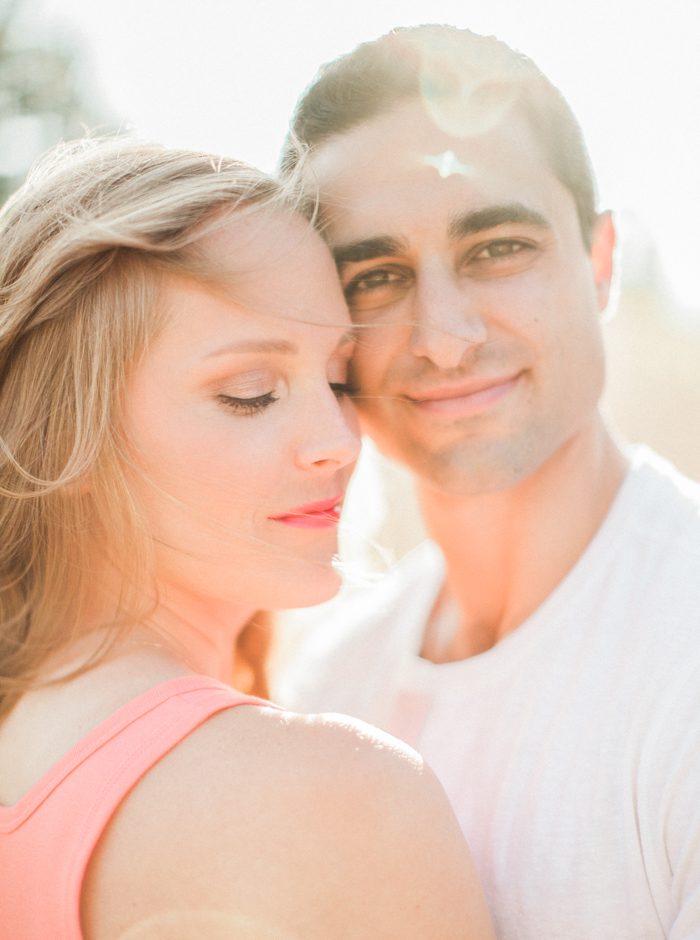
[197, 206, 323, 281]
[186, 207, 349, 323]
[310, 99, 573, 240]
[146, 209, 351, 365]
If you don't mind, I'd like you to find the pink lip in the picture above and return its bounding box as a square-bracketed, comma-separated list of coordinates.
[406, 372, 523, 418]
[269, 495, 343, 529]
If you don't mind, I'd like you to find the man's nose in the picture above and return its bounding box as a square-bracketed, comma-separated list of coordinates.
[408, 265, 487, 370]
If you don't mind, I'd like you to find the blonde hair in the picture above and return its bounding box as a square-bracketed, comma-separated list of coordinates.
[0, 138, 296, 718]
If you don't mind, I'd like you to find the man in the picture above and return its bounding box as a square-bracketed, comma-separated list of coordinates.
[277, 26, 700, 938]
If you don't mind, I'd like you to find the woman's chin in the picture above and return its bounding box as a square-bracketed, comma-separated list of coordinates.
[270, 561, 343, 610]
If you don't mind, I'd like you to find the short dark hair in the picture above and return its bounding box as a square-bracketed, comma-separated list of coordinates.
[281, 25, 598, 248]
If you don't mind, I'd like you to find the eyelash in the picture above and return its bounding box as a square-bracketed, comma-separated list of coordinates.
[344, 267, 407, 298]
[218, 382, 357, 416]
[330, 381, 358, 399]
[217, 391, 279, 415]
[472, 238, 532, 260]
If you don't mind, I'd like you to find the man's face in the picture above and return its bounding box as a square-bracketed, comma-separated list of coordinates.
[309, 99, 614, 496]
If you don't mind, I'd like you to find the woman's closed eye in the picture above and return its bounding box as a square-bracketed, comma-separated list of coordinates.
[329, 381, 358, 399]
[214, 368, 280, 416]
[217, 391, 279, 415]
[217, 381, 357, 416]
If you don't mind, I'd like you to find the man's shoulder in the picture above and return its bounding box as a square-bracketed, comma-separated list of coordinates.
[622, 446, 700, 551]
[628, 444, 700, 503]
[605, 447, 700, 653]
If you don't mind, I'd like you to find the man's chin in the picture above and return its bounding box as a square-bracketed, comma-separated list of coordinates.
[401, 441, 543, 498]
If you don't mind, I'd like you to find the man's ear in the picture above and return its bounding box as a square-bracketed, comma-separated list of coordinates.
[590, 210, 616, 312]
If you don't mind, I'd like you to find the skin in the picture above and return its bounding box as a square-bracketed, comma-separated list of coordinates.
[309, 98, 627, 657]
[0, 209, 495, 938]
[118, 210, 361, 674]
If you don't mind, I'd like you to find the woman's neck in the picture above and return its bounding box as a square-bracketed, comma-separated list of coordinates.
[68, 558, 257, 683]
[137, 588, 257, 682]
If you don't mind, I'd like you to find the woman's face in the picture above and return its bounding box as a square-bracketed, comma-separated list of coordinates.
[120, 210, 360, 613]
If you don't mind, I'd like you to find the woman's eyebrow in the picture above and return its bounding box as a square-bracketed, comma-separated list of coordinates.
[203, 339, 297, 359]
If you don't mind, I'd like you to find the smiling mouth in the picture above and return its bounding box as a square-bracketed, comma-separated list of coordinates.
[406, 372, 523, 418]
[269, 496, 343, 529]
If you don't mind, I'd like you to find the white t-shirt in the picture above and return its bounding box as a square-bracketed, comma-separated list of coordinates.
[277, 447, 700, 939]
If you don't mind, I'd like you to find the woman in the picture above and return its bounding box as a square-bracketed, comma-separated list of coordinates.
[0, 140, 493, 938]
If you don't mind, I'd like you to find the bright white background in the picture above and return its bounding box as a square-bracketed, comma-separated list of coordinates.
[18, 0, 700, 313]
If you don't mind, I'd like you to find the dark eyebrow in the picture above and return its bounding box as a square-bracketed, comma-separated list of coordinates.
[332, 236, 408, 266]
[204, 339, 297, 359]
[448, 204, 551, 240]
[331, 205, 550, 267]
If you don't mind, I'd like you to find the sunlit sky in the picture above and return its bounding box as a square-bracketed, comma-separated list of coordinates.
[18, 0, 700, 312]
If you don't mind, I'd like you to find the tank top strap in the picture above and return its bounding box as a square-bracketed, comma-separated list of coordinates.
[0, 675, 275, 939]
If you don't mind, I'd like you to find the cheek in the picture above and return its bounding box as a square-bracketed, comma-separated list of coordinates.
[351, 324, 405, 389]
[340, 396, 362, 440]
[171, 429, 281, 504]
[526, 293, 605, 406]
[504, 266, 597, 345]
[125, 406, 276, 514]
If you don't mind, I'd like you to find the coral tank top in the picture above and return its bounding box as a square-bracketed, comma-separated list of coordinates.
[0, 675, 268, 938]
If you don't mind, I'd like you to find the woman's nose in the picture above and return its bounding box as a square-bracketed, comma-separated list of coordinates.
[294, 394, 361, 473]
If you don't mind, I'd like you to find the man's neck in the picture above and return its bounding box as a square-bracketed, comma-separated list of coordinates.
[417, 418, 627, 662]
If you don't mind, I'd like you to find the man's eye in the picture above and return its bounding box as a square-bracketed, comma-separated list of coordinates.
[217, 392, 279, 416]
[344, 268, 407, 297]
[472, 239, 530, 260]
[342, 267, 412, 313]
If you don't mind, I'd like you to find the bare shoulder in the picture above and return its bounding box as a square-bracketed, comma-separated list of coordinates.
[83, 705, 494, 939]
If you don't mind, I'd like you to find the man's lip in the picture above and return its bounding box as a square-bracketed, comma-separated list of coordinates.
[403, 372, 523, 417]
[404, 373, 522, 403]
[269, 495, 343, 527]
